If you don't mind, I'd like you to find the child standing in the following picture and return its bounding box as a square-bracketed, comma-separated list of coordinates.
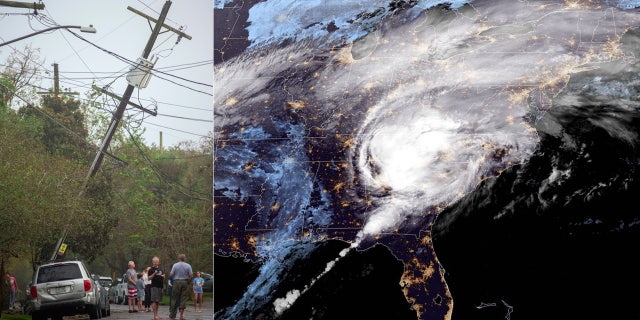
[136, 273, 145, 312]
[192, 271, 205, 313]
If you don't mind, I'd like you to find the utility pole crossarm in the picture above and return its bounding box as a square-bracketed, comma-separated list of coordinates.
[0, 1, 44, 9]
[127, 6, 192, 41]
[91, 84, 157, 116]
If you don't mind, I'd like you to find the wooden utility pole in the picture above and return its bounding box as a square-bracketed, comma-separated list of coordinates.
[37, 63, 79, 97]
[37, 63, 59, 97]
[53, 63, 59, 96]
[38, 63, 79, 98]
[50, 0, 191, 261]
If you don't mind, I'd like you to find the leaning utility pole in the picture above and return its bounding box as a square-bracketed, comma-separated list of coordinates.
[86, 0, 171, 179]
[50, 0, 191, 261]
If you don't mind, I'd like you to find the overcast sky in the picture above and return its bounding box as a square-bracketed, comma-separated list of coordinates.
[0, 0, 213, 149]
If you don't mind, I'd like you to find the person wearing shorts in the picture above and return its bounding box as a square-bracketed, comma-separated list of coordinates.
[192, 271, 204, 312]
[136, 273, 145, 312]
[125, 261, 138, 313]
[147, 256, 165, 320]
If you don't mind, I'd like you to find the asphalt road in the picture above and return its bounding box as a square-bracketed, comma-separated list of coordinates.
[107, 301, 212, 320]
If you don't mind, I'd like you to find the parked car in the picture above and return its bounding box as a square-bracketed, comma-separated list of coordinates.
[201, 272, 213, 292]
[28, 259, 103, 320]
[97, 275, 114, 290]
[108, 275, 127, 304]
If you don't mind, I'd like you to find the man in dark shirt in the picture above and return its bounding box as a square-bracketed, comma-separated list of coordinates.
[147, 256, 165, 320]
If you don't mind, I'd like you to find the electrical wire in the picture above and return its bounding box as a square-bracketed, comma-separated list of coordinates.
[7, 23, 212, 95]
[3, 59, 212, 73]
[58, 31, 97, 79]
[136, 0, 180, 27]
[2, 40, 211, 141]
[3, 63, 209, 117]
[156, 113, 212, 123]
[145, 121, 209, 138]
[155, 154, 212, 160]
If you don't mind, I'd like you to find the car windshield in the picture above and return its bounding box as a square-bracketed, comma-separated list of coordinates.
[37, 264, 82, 283]
[99, 280, 111, 287]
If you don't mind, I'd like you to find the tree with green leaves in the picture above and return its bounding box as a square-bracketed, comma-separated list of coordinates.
[17, 94, 90, 160]
[0, 105, 91, 312]
[0, 78, 14, 112]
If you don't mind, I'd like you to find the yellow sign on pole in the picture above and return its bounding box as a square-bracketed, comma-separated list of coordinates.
[58, 243, 68, 255]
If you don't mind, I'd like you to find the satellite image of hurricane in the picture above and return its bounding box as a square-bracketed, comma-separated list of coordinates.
[214, 0, 640, 319]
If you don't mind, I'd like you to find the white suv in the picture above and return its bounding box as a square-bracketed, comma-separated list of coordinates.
[29, 260, 103, 320]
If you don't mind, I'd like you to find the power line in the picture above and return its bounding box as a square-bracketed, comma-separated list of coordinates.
[136, 0, 179, 26]
[156, 154, 212, 160]
[54, 8, 138, 64]
[2, 26, 212, 95]
[3, 44, 211, 138]
[64, 30, 213, 89]
[57, 76, 212, 112]
[3, 65, 211, 83]
[145, 121, 209, 137]
[38, 11, 97, 81]
[2, 59, 212, 73]
[156, 112, 212, 122]
[138, 98, 210, 111]
[3, 62, 211, 113]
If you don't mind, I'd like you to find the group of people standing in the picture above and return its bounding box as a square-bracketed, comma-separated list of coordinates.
[124, 253, 205, 320]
